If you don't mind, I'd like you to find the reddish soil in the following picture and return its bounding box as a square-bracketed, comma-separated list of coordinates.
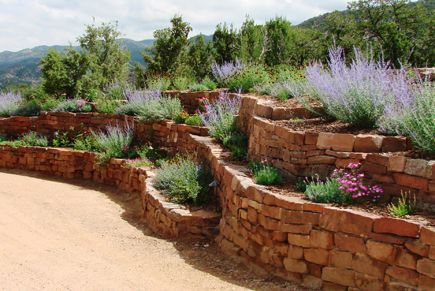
[275, 118, 381, 134]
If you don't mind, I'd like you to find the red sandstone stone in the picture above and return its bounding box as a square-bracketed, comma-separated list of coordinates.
[386, 266, 419, 286]
[388, 155, 407, 172]
[366, 240, 397, 264]
[304, 248, 329, 265]
[405, 240, 430, 256]
[288, 245, 304, 259]
[419, 275, 435, 291]
[288, 233, 311, 248]
[396, 249, 418, 270]
[354, 134, 383, 152]
[329, 250, 353, 269]
[304, 132, 318, 145]
[302, 275, 323, 289]
[283, 258, 308, 273]
[322, 267, 355, 287]
[319, 208, 377, 236]
[354, 273, 384, 291]
[421, 227, 435, 246]
[361, 161, 387, 175]
[417, 258, 435, 279]
[282, 210, 320, 225]
[334, 233, 366, 253]
[307, 155, 336, 165]
[351, 253, 386, 279]
[281, 223, 312, 234]
[404, 159, 429, 177]
[317, 133, 355, 152]
[382, 136, 407, 152]
[393, 173, 428, 191]
[310, 230, 334, 249]
[373, 217, 420, 237]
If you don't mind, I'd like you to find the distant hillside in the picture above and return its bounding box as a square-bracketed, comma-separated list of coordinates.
[0, 39, 154, 88]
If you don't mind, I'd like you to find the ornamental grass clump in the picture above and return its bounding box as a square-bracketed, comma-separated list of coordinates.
[306, 47, 408, 128]
[249, 161, 283, 185]
[92, 124, 134, 163]
[387, 191, 416, 217]
[0, 92, 21, 116]
[153, 157, 212, 205]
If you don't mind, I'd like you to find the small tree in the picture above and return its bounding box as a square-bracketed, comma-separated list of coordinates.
[239, 16, 264, 64]
[143, 15, 192, 74]
[187, 34, 214, 80]
[264, 17, 296, 66]
[212, 23, 240, 64]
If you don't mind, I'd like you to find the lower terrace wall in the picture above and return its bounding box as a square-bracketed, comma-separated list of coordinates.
[0, 145, 218, 238]
[184, 134, 435, 290]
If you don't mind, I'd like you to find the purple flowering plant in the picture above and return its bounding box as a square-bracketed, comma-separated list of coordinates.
[0, 91, 21, 116]
[332, 163, 383, 202]
[211, 59, 245, 85]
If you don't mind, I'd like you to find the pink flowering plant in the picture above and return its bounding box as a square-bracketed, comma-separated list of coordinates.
[332, 163, 383, 202]
[304, 162, 383, 204]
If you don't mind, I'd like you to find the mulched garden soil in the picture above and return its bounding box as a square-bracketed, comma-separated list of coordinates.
[252, 94, 322, 108]
[275, 118, 381, 135]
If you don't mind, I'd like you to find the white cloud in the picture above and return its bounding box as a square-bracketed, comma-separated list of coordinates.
[0, 0, 348, 51]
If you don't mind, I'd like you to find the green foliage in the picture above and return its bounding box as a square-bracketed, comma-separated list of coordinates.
[153, 157, 213, 205]
[52, 131, 72, 147]
[73, 134, 99, 151]
[222, 132, 248, 160]
[249, 161, 283, 185]
[40, 22, 129, 99]
[144, 16, 192, 75]
[53, 99, 92, 113]
[239, 17, 264, 63]
[201, 77, 217, 90]
[0, 135, 6, 143]
[187, 34, 214, 80]
[184, 113, 202, 126]
[226, 65, 270, 92]
[125, 158, 153, 168]
[136, 145, 168, 167]
[264, 17, 296, 66]
[92, 125, 134, 163]
[304, 177, 351, 204]
[349, 0, 433, 67]
[171, 76, 193, 90]
[213, 23, 240, 64]
[117, 96, 182, 121]
[387, 191, 416, 217]
[20, 131, 49, 147]
[94, 98, 119, 114]
[189, 77, 217, 92]
[13, 100, 41, 116]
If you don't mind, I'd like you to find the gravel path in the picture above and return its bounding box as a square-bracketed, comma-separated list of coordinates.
[0, 170, 297, 291]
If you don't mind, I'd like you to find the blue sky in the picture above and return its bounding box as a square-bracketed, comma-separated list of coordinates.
[0, 0, 349, 52]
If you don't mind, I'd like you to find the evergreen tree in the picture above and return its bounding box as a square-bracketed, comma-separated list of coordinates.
[212, 23, 240, 64]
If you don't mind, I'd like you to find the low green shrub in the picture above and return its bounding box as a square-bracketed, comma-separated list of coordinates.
[53, 99, 92, 113]
[201, 77, 217, 90]
[146, 76, 171, 91]
[184, 114, 202, 126]
[21, 131, 48, 147]
[249, 161, 283, 185]
[226, 65, 271, 93]
[73, 134, 99, 151]
[189, 83, 209, 92]
[153, 157, 213, 205]
[13, 100, 41, 116]
[387, 191, 416, 217]
[172, 76, 194, 90]
[92, 125, 134, 163]
[222, 132, 247, 160]
[52, 131, 72, 147]
[304, 177, 351, 204]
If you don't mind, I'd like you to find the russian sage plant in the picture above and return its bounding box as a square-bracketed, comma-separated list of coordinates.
[92, 124, 134, 162]
[211, 59, 245, 85]
[199, 91, 241, 141]
[306, 47, 408, 128]
[53, 99, 92, 112]
[0, 92, 21, 116]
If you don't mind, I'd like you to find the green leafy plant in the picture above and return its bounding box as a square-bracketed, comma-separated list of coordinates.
[222, 132, 247, 160]
[20, 131, 48, 147]
[226, 65, 270, 92]
[304, 177, 351, 204]
[184, 114, 202, 126]
[125, 158, 153, 168]
[172, 76, 194, 90]
[387, 191, 417, 217]
[53, 99, 92, 113]
[201, 77, 217, 90]
[249, 161, 283, 185]
[92, 125, 134, 163]
[189, 83, 209, 92]
[153, 157, 213, 205]
[13, 100, 41, 116]
[52, 131, 72, 147]
[73, 133, 99, 151]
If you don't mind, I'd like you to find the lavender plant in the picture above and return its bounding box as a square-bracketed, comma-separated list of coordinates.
[116, 89, 182, 121]
[199, 91, 241, 141]
[211, 59, 245, 85]
[0, 92, 21, 116]
[381, 80, 435, 154]
[53, 99, 92, 113]
[306, 47, 407, 128]
[92, 124, 134, 163]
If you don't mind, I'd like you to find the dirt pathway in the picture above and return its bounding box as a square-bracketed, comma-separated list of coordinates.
[0, 170, 298, 291]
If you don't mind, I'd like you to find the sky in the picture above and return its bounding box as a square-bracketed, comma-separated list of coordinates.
[0, 0, 349, 52]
